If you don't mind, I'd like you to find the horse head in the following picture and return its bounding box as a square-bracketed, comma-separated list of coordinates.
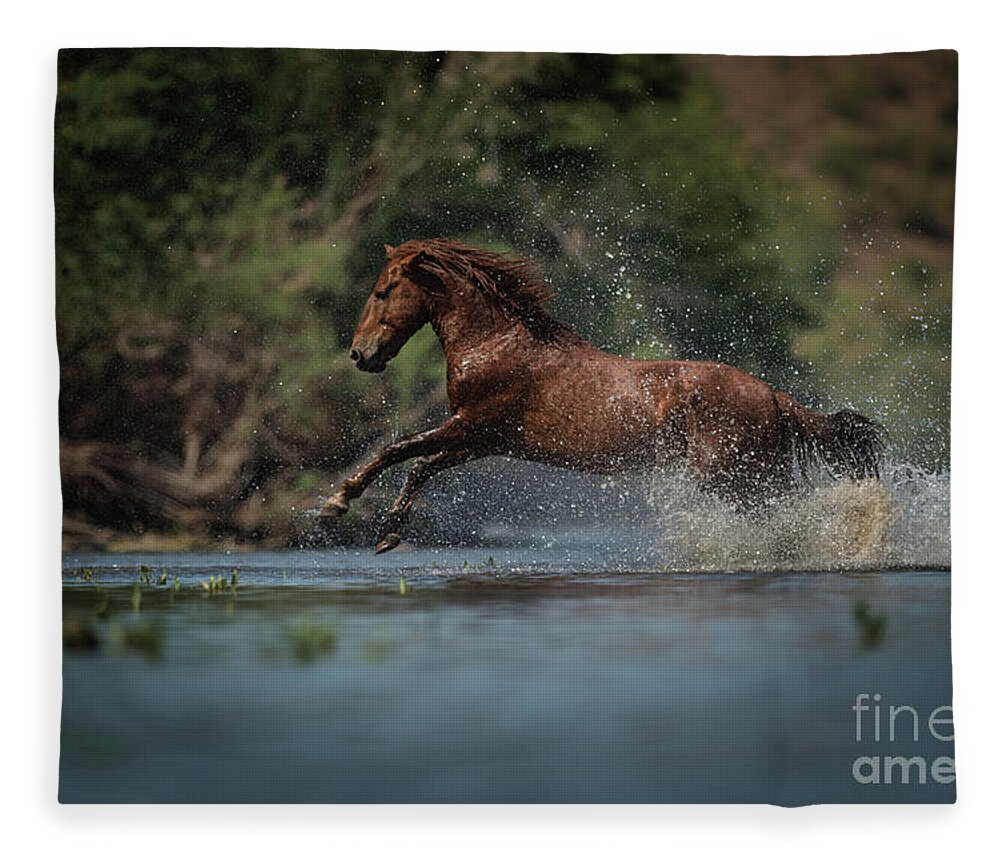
[349, 244, 446, 373]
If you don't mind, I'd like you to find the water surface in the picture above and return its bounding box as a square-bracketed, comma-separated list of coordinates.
[61, 547, 954, 804]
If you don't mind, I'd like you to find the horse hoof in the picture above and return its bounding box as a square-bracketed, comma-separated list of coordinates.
[319, 495, 349, 518]
[374, 533, 401, 554]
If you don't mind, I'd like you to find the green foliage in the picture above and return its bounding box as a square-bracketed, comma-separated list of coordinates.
[852, 598, 887, 649]
[285, 621, 338, 663]
[790, 52, 954, 466]
[792, 255, 951, 469]
[111, 619, 166, 660]
[63, 615, 101, 652]
[200, 573, 238, 594]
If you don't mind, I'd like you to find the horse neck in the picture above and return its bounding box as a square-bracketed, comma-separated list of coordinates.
[429, 291, 524, 363]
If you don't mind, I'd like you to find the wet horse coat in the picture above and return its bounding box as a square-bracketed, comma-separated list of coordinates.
[323, 239, 883, 552]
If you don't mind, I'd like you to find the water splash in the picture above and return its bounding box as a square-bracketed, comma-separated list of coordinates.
[644, 462, 949, 572]
[291, 456, 949, 573]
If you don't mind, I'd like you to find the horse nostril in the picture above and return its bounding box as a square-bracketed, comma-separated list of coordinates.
[349, 349, 361, 363]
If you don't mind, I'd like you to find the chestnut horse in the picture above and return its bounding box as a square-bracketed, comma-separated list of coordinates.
[322, 239, 883, 553]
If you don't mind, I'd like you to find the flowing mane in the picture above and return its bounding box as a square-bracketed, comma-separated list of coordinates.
[393, 238, 577, 341]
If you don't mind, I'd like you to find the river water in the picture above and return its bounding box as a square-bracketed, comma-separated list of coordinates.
[60, 526, 954, 803]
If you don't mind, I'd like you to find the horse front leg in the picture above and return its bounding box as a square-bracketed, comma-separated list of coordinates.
[320, 415, 472, 518]
[373, 449, 475, 553]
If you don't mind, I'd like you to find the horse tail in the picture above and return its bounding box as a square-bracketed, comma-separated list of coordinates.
[773, 391, 885, 481]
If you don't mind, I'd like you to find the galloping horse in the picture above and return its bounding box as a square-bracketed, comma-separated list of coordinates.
[322, 239, 883, 553]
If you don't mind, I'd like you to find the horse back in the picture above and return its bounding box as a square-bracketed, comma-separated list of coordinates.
[516, 349, 780, 470]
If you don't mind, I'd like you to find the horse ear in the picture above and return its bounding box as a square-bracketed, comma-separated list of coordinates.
[405, 250, 447, 295]
[383, 243, 395, 257]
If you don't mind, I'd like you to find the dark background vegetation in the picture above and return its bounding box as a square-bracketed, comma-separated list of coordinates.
[55, 49, 955, 549]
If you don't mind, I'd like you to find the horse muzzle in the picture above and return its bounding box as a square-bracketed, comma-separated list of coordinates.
[349, 344, 387, 373]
